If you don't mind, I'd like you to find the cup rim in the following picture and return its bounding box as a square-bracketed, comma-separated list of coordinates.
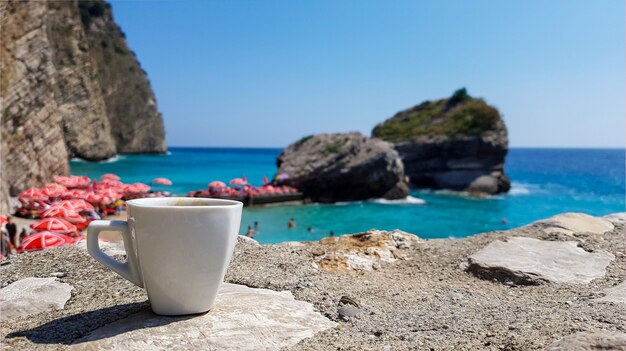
[126, 197, 243, 209]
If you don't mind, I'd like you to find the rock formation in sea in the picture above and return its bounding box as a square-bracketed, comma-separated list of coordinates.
[0, 0, 166, 205]
[372, 88, 510, 194]
[272, 132, 408, 202]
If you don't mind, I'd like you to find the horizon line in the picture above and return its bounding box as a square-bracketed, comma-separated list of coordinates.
[165, 145, 625, 150]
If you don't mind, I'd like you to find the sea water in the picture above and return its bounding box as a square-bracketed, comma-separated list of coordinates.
[71, 148, 625, 243]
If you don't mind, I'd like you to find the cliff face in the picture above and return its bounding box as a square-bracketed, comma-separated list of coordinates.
[273, 132, 408, 202]
[79, 0, 166, 153]
[0, 0, 165, 206]
[0, 1, 71, 197]
[372, 89, 510, 194]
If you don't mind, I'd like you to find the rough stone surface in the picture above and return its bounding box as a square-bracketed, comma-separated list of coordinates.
[308, 229, 420, 272]
[273, 132, 408, 202]
[595, 281, 626, 304]
[372, 90, 510, 195]
[70, 283, 336, 350]
[534, 212, 615, 235]
[0, 277, 73, 319]
[604, 212, 626, 224]
[466, 237, 615, 284]
[0, 1, 70, 196]
[81, 1, 166, 154]
[0, 0, 166, 199]
[0, 212, 624, 350]
[546, 331, 626, 351]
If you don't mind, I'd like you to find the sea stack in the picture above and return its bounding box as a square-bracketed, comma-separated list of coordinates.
[372, 88, 510, 194]
[273, 132, 408, 203]
[0, 0, 166, 202]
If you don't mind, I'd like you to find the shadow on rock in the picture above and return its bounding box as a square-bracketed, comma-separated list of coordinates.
[6, 301, 192, 345]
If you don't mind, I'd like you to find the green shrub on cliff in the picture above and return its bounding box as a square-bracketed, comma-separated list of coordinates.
[372, 88, 501, 141]
[79, 0, 109, 27]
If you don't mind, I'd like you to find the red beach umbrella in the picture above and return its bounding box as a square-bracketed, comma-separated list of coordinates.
[41, 186, 65, 198]
[40, 207, 86, 224]
[97, 188, 121, 199]
[262, 175, 269, 185]
[55, 199, 95, 212]
[95, 179, 124, 189]
[18, 188, 48, 202]
[208, 181, 226, 189]
[0, 216, 7, 225]
[20, 231, 75, 252]
[101, 173, 121, 181]
[45, 183, 67, 191]
[85, 193, 104, 204]
[152, 177, 173, 185]
[54, 175, 91, 188]
[124, 183, 151, 194]
[30, 218, 77, 233]
[229, 178, 247, 186]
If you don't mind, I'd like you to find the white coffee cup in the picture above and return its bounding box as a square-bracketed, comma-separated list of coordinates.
[87, 197, 243, 316]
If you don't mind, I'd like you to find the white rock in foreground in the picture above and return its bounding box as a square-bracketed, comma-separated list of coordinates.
[546, 331, 626, 351]
[595, 281, 626, 304]
[604, 212, 626, 224]
[466, 237, 614, 284]
[533, 212, 614, 235]
[70, 283, 337, 351]
[0, 277, 73, 319]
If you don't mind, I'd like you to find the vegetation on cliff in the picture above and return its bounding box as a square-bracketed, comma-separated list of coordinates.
[372, 88, 501, 142]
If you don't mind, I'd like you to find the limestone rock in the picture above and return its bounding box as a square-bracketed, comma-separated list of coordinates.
[0, 0, 166, 197]
[466, 237, 614, 285]
[314, 229, 420, 272]
[604, 212, 626, 224]
[546, 331, 626, 351]
[0, 277, 73, 319]
[372, 89, 510, 195]
[0, 1, 70, 195]
[46, 1, 117, 161]
[273, 132, 408, 202]
[595, 281, 626, 304]
[534, 212, 615, 235]
[70, 283, 337, 351]
[81, 1, 166, 154]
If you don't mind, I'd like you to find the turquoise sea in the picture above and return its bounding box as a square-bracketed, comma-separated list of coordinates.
[70, 148, 625, 243]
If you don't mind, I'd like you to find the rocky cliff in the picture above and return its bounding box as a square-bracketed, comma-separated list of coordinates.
[79, 0, 166, 154]
[273, 132, 408, 202]
[372, 89, 510, 194]
[0, 0, 166, 206]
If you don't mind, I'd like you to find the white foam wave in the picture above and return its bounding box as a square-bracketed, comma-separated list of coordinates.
[508, 182, 537, 196]
[71, 155, 125, 163]
[370, 195, 426, 205]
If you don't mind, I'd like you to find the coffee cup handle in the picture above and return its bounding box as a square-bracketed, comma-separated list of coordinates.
[87, 220, 144, 288]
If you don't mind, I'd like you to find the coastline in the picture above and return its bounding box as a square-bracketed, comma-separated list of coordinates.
[1, 211, 624, 350]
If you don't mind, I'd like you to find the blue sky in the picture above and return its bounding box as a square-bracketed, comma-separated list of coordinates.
[111, 0, 624, 148]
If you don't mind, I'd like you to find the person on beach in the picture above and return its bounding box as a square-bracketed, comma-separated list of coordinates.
[0, 228, 9, 257]
[329, 231, 335, 237]
[5, 217, 17, 248]
[253, 221, 259, 233]
[19, 228, 28, 246]
[288, 218, 296, 229]
[245, 226, 254, 237]
[98, 201, 108, 217]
